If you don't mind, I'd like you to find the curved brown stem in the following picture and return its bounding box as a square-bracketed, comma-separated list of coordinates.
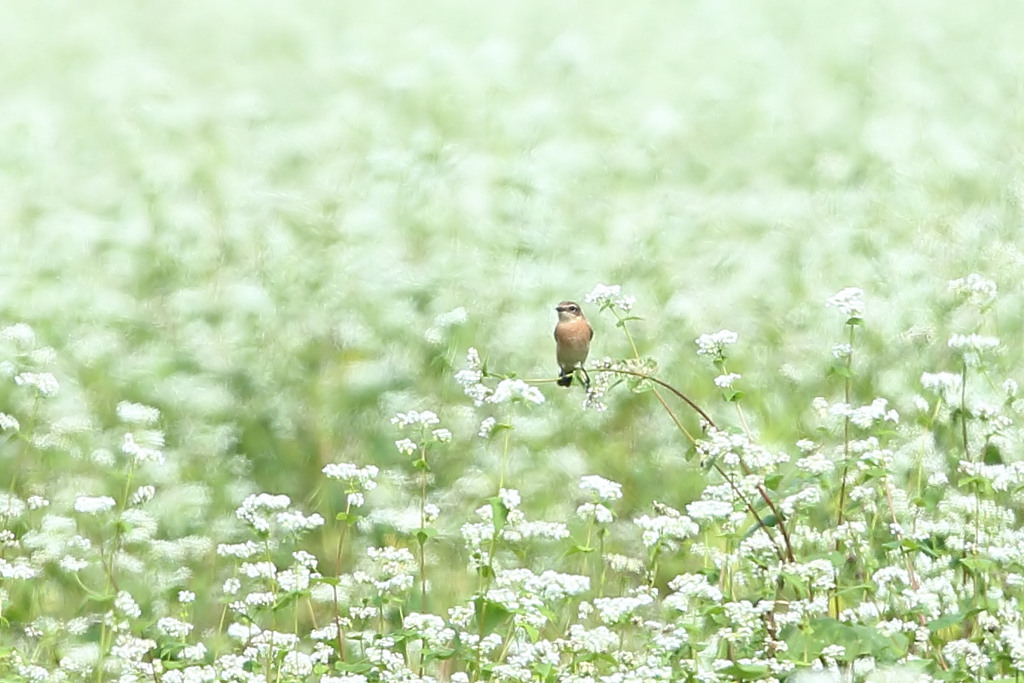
[591, 367, 717, 428]
[711, 462, 787, 564]
[592, 366, 794, 561]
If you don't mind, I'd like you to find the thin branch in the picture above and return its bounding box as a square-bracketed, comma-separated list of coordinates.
[591, 367, 717, 428]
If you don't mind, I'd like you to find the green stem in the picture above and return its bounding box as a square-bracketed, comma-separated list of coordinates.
[475, 421, 514, 679]
[960, 360, 970, 461]
[832, 322, 855, 617]
[334, 499, 352, 659]
[419, 444, 428, 614]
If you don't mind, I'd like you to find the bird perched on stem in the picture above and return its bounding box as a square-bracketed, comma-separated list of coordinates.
[554, 301, 593, 387]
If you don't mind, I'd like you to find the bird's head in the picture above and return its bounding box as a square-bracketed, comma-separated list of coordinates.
[555, 301, 585, 323]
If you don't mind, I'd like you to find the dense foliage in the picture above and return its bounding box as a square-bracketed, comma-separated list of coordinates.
[2, 2, 1024, 681]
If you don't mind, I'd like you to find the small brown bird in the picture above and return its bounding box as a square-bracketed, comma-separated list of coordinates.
[554, 300, 593, 387]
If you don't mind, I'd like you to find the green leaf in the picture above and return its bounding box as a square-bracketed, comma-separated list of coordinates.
[959, 557, 995, 573]
[956, 475, 983, 489]
[628, 377, 654, 393]
[830, 365, 854, 379]
[423, 647, 456, 662]
[490, 422, 514, 436]
[898, 537, 939, 559]
[473, 597, 512, 635]
[741, 514, 778, 540]
[716, 662, 769, 679]
[334, 661, 373, 675]
[568, 544, 594, 555]
[533, 662, 553, 679]
[489, 497, 508, 534]
[927, 612, 968, 633]
[786, 617, 903, 663]
[911, 488, 943, 511]
[415, 527, 438, 545]
[833, 581, 872, 597]
[983, 441, 1003, 465]
[336, 511, 359, 526]
[84, 591, 117, 606]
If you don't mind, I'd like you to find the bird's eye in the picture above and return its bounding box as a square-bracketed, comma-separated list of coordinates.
[569, 306, 579, 312]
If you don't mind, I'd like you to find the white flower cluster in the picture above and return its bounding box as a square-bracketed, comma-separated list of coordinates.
[566, 624, 620, 654]
[592, 588, 656, 624]
[0, 412, 19, 432]
[489, 379, 545, 405]
[812, 397, 899, 429]
[948, 333, 999, 353]
[0, 323, 36, 347]
[634, 503, 698, 549]
[958, 460, 1024, 493]
[322, 462, 379, 486]
[494, 567, 590, 603]
[322, 463, 379, 508]
[576, 502, 614, 524]
[695, 329, 738, 359]
[394, 438, 417, 456]
[579, 474, 623, 501]
[424, 306, 467, 345]
[402, 612, 455, 649]
[454, 348, 545, 407]
[235, 493, 324, 535]
[122, 432, 165, 464]
[825, 286, 865, 318]
[696, 427, 789, 473]
[664, 573, 723, 612]
[847, 398, 900, 429]
[920, 371, 962, 395]
[116, 401, 161, 425]
[576, 475, 622, 523]
[454, 347, 487, 405]
[714, 372, 741, 388]
[391, 410, 439, 428]
[355, 547, 417, 596]
[477, 416, 496, 438]
[582, 380, 609, 412]
[948, 273, 997, 307]
[943, 638, 991, 674]
[73, 496, 116, 515]
[460, 491, 570, 564]
[391, 409, 454, 456]
[685, 499, 735, 524]
[14, 372, 59, 397]
[584, 283, 636, 313]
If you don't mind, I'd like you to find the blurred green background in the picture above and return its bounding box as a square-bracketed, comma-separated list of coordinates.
[2, 0, 1023, 592]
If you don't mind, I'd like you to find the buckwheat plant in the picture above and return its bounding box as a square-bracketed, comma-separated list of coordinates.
[392, 409, 451, 613]
[575, 475, 622, 595]
[0, 324, 207, 681]
[321, 461, 379, 657]
[9, 269, 1024, 682]
[217, 492, 326, 678]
